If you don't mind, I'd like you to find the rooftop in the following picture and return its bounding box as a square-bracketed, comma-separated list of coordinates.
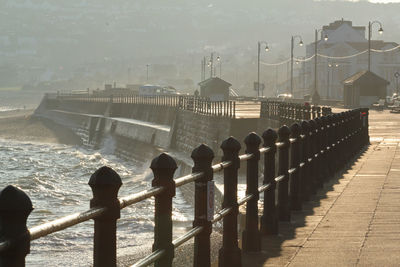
[343, 70, 389, 85]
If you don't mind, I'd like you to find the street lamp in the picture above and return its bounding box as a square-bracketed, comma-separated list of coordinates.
[216, 55, 222, 78]
[291, 35, 304, 96]
[257, 41, 269, 97]
[206, 52, 221, 78]
[368, 21, 384, 72]
[313, 29, 328, 104]
[327, 62, 339, 99]
[394, 71, 400, 95]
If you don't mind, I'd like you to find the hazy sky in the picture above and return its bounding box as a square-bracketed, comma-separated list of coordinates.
[368, 0, 400, 2]
[357, 0, 400, 2]
[339, 0, 400, 2]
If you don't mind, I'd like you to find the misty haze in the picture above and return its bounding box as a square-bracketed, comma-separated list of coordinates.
[0, 0, 399, 266]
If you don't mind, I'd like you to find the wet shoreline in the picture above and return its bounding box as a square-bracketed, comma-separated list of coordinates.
[0, 110, 81, 145]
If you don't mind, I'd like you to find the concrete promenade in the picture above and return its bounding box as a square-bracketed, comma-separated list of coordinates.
[241, 110, 400, 266]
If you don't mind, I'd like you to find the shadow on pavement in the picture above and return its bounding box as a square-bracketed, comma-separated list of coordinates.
[241, 145, 369, 266]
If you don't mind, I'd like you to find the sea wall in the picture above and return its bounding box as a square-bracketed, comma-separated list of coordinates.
[35, 96, 284, 154]
[35, 109, 171, 148]
[170, 110, 231, 156]
[34, 95, 287, 219]
[45, 98, 178, 126]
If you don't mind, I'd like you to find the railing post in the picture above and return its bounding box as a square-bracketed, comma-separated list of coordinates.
[311, 106, 316, 119]
[289, 123, 302, 211]
[261, 129, 278, 235]
[300, 121, 311, 201]
[316, 106, 321, 117]
[277, 125, 291, 221]
[318, 117, 329, 183]
[150, 153, 177, 267]
[242, 132, 262, 252]
[305, 105, 311, 120]
[337, 113, 346, 168]
[323, 116, 333, 178]
[313, 118, 323, 188]
[330, 114, 339, 171]
[191, 144, 214, 267]
[218, 137, 242, 267]
[361, 108, 370, 145]
[89, 166, 122, 267]
[0, 186, 32, 267]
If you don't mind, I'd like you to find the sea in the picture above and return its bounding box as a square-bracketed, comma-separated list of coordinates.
[0, 105, 194, 266]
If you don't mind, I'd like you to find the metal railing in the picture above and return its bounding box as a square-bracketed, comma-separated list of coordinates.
[0, 108, 370, 267]
[260, 100, 332, 125]
[54, 93, 236, 118]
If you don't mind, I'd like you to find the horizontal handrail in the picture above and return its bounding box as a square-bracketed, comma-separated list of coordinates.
[119, 186, 164, 209]
[275, 175, 285, 183]
[258, 183, 272, 193]
[132, 223, 204, 266]
[212, 161, 232, 173]
[172, 226, 204, 248]
[175, 172, 204, 187]
[276, 142, 285, 148]
[239, 153, 253, 161]
[259, 147, 271, 154]
[29, 207, 106, 241]
[212, 207, 233, 224]
[237, 194, 254, 206]
[131, 248, 166, 267]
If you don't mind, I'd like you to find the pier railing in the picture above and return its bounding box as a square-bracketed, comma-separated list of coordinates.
[0, 108, 369, 267]
[54, 93, 236, 118]
[260, 100, 332, 125]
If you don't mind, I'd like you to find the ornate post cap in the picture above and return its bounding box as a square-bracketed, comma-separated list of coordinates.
[290, 123, 301, 139]
[278, 125, 291, 142]
[262, 128, 278, 147]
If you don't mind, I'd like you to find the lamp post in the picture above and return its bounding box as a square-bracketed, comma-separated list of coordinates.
[257, 41, 269, 97]
[208, 53, 214, 78]
[206, 52, 221, 78]
[216, 55, 222, 78]
[291, 35, 304, 96]
[327, 62, 339, 99]
[394, 72, 400, 95]
[313, 29, 328, 104]
[368, 21, 384, 72]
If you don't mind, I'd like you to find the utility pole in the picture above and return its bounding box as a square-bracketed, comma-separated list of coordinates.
[201, 58, 203, 82]
[314, 29, 318, 96]
[327, 62, 330, 99]
[257, 41, 269, 97]
[291, 36, 294, 95]
[368, 21, 383, 72]
[146, 64, 150, 83]
[291, 35, 303, 96]
[257, 42, 260, 97]
[368, 21, 371, 72]
[210, 53, 214, 78]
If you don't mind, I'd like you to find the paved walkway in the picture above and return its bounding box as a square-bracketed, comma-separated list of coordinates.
[241, 109, 400, 266]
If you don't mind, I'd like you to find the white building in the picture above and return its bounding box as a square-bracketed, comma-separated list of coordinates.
[300, 19, 400, 99]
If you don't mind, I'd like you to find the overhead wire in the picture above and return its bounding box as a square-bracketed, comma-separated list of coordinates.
[260, 58, 290, 66]
[294, 55, 315, 62]
[371, 44, 400, 53]
[260, 43, 400, 65]
[317, 50, 368, 59]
